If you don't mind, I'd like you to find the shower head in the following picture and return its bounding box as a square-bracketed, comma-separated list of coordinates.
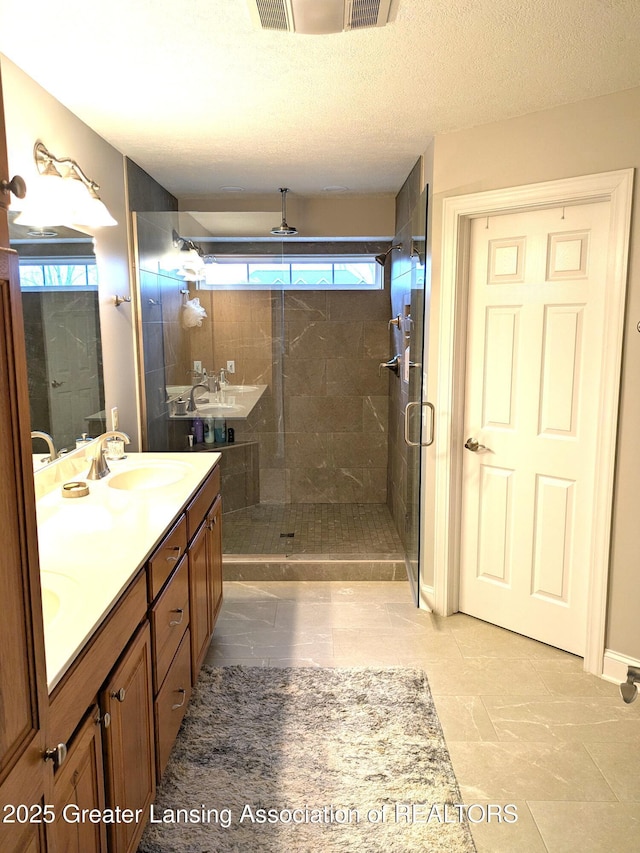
[375, 243, 402, 266]
[271, 188, 298, 236]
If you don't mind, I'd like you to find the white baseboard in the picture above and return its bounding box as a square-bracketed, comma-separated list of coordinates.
[602, 649, 640, 684]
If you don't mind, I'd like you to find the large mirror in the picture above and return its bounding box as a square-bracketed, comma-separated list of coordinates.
[9, 213, 105, 465]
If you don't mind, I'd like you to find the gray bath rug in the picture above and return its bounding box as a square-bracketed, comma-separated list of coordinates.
[139, 666, 477, 852]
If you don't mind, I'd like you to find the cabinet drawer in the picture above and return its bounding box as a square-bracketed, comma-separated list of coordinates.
[151, 558, 189, 692]
[154, 628, 192, 779]
[186, 464, 221, 542]
[148, 514, 187, 600]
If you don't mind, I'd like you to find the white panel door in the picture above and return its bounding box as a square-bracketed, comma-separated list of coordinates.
[459, 201, 610, 655]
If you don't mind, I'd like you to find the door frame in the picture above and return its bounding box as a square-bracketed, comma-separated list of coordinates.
[431, 169, 634, 674]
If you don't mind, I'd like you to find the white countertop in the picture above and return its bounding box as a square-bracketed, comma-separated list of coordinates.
[35, 450, 220, 692]
[167, 384, 266, 420]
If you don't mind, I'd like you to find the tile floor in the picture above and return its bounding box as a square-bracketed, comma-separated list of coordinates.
[222, 503, 404, 556]
[206, 580, 640, 853]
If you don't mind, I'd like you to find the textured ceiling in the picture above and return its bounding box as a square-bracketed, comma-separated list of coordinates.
[1, 0, 640, 197]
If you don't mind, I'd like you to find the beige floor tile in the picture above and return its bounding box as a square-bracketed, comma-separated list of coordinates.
[535, 669, 621, 697]
[450, 619, 570, 660]
[386, 603, 456, 634]
[482, 696, 640, 742]
[585, 742, 640, 801]
[326, 601, 394, 631]
[328, 582, 413, 603]
[425, 658, 551, 696]
[465, 801, 547, 853]
[447, 740, 615, 801]
[224, 580, 334, 601]
[432, 695, 498, 741]
[215, 601, 278, 633]
[528, 801, 640, 852]
[273, 600, 336, 631]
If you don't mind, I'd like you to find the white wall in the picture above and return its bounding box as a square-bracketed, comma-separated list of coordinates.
[1, 55, 141, 448]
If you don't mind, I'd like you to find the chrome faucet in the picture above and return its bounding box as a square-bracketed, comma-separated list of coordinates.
[31, 430, 58, 462]
[86, 430, 131, 480]
[187, 383, 209, 413]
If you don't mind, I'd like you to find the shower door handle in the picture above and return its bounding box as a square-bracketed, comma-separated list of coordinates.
[404, 401, 435, 447]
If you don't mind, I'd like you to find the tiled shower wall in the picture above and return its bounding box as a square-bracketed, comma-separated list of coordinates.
[189, 283, 393, 504]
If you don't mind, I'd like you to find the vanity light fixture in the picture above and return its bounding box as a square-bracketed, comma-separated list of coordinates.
[270, 188, 297, 236]
[375, 243, 402, 266]
[14, 142, 117, 229]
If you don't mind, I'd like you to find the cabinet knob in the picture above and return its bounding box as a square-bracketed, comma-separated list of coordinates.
[171, 688, 186, 711]
[96, 710, 111, 728]
[111, 687, 126, 703]
[1, 174, 27, 199]
[44, 742, 68, 768]
[169, 608, 184, 627]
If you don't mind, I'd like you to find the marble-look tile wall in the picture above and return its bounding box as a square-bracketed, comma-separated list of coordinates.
[191, 279, 392, 504]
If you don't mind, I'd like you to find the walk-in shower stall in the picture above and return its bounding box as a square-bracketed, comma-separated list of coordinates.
[132, 177, 428, 597]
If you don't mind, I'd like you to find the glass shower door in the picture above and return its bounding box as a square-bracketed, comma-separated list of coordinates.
[404, 186, 431, 601]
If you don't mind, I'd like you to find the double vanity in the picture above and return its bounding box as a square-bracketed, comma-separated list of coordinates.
[34, 442, 223, 853]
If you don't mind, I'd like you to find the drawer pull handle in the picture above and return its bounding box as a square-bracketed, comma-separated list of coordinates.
[111, 687, 126, 703]
[165, 545, 182, 563]
[169, 608, 184, 627]
[172, 688, 186, 710]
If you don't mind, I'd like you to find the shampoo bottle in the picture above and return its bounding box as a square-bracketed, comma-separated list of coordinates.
[193, 417, 204, 444]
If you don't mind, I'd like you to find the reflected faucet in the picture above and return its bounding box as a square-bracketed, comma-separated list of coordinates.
[86, 430, 131, 480]
[187, 383, 209, 413]
[31, 430, 58, 461]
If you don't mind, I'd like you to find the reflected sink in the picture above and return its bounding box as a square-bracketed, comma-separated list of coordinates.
[223, 385, 258, 393]
[41, 570, 80, 628]
[107, 463, 190, 491]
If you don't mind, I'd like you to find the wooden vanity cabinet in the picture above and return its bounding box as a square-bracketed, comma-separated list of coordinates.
[49, 706, 107, 853]
[189, 492, 223, 683]
[100, 623, 155, 853]
[0, 79, 51, 852]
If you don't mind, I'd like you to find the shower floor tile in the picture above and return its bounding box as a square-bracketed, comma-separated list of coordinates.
[222, 503, 404, 557]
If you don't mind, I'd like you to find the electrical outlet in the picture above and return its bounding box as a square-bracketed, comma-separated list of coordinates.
[111, 406, 119, 431]
[226, 360, 236, 374]
[193, 360, 202, 375]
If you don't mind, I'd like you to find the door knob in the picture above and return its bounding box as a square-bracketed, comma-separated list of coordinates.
[464, 437, 486, 452]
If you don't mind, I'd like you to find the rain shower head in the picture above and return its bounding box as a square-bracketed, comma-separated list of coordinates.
[270, 188, 297, 236]
[375, 243, 402, 266]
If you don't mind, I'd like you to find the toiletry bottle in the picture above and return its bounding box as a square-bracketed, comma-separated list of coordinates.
[193, 417, 204, 444]
[204, 417, 215, 444]
[214, 418, 226, 443]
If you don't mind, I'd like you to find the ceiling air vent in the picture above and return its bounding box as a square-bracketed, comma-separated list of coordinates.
[248, 0, 394, 34]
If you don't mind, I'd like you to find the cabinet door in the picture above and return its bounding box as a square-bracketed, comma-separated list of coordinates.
[188, 520, 210, 683]
[100, 622, 155, 853]
[49, 706, 107, 853]
[208, 495, 223, 631]
[0, 70, 51, 853]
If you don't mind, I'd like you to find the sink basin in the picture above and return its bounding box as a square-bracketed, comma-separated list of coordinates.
[107, 463, 190, 491]
[40, 570, 80, 628]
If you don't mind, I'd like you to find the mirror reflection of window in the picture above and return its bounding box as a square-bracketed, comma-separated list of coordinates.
[9, 214, 106, 462]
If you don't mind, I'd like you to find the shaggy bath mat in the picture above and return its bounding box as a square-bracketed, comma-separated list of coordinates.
[139, 666, 477, 852]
